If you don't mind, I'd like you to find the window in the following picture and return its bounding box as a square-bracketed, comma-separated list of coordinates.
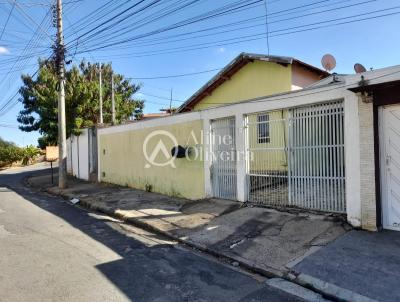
[258, 114, 270, 143]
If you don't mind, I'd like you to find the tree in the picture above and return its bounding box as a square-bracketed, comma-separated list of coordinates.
[18, 59, 144, 148]
[0, 138, 22, 168]
[0, 138, 41, 168]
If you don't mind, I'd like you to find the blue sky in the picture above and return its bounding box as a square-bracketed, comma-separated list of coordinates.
[0, 0, 399, 146]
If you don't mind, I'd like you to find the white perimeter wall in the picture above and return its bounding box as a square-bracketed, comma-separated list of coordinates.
[98, 65, 400, 229]
[67, 128, 90, 181]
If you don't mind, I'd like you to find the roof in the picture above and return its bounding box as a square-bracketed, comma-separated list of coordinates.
[142, 112, 170, 119]
[177, 52, 330, 113]
[348, 79, 400, 93]
[306, 73, 347, 88]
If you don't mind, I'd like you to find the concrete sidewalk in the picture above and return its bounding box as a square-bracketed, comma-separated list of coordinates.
[27, 173, 349, 292]
[293, 230, 400, 302]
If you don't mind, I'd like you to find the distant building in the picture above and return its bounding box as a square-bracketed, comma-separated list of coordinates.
[141, 112, 170, 120]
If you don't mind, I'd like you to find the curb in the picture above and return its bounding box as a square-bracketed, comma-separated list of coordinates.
[295, 274, 378, 302]
[25, 176, 369, 302]
[78, 196, 284, 279]
[266, 278, 329, 302]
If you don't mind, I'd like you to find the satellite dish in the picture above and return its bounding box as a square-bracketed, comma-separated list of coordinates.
[354, 63, 367, 74]
[321, 54, 336, 72]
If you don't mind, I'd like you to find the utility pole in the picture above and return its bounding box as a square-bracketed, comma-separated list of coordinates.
[169, 88, 173, 114]
[111, 72, 116, 125]
[99, 64, 103, 124]
[56, 0, 67, 189]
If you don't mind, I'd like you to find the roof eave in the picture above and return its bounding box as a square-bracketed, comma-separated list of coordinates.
[177, 53, 329, 113]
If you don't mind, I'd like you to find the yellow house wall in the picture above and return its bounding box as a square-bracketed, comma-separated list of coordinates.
[99, 120, 205, 200]
[193, 60, 292, 111]
[248, 110, 289, 173]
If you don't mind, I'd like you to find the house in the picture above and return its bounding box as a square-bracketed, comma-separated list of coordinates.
[96, 53, 329, 200]
[177, 53, 329, 112]
[348, 77, 400, 231]
[66, 52, 400, 232]
[176, 53, 330, 202]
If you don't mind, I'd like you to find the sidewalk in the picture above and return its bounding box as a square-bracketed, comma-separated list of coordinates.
[27, 172, 350, 296]
[293, 230, 400, 302]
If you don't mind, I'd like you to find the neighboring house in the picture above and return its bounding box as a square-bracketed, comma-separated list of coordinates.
[348, 77, 400, 231]
[177, 53, 329, 112]
[141, 112, 171, 120]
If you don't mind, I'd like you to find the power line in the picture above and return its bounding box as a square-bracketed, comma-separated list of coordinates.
[74, 0, 325, 52]
[0, 123, 19, 129]
[140, 91, 184, 103]
[0, 1, 15, 41]
[69, 0, 376, 54]
[8, 0, 53, 40]
[65, 0, 262, 54]
[270, 5, 400, 36]
[74, 5, 400, 59]
[263, 0, 270, 55]
[0, 9, 52, 96]
[127, 67, 222, 80]
[0, 68, 40, 118]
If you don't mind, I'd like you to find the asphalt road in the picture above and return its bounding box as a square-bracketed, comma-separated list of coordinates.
[0, 165, 308, 302]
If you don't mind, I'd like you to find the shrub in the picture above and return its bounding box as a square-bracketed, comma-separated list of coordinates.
[0, 145, 23, 168]
[21, 145, 41, 166]
[0, 138, 41, 168]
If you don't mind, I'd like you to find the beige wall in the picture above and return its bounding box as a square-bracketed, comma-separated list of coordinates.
[247, 110, 289, 173]
[193, 60, 292, 111]
[291, 63, 324, 90]
[99, 120, 205, 200]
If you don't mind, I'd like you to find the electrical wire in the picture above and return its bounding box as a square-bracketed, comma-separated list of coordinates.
[0, 1, 15, 41]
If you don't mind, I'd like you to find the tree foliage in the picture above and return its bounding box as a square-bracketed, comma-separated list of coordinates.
[0, 138, 41, 168]
[0, 138, 21, 168]
[18, 59, 144, 148]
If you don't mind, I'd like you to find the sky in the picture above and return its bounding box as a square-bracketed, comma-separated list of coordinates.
[0, 0, 399, 147]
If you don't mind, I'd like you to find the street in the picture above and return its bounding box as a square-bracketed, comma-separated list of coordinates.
[0, 165, 310, 302]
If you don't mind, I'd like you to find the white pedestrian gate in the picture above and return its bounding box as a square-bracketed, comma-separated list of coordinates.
[210, 117, 237, 200]
[245, 101, 346, 213]
[380, 104, 400, 230]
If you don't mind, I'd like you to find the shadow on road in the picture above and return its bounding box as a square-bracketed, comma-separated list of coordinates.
[0, 168, 306, 302]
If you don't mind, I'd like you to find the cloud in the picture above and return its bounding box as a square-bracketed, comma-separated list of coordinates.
[0, 46, 9, 55]
[217, 47, 226, 53]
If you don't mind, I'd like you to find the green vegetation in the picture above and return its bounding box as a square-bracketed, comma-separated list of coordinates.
[0, 138, 41, 168]
[18, 59, 144, 148]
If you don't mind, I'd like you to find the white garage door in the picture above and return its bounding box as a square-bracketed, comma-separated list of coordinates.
[380, 104, 400, 230]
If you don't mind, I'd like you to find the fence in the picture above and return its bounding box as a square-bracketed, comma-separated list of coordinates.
[244, 101, 346, 212]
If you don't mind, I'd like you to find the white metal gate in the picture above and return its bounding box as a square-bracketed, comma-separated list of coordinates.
[211, 117, 237, 200]
[245, 110, 289, 206]
[245, 101, 346, 213]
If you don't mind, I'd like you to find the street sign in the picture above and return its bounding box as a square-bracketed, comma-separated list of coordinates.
[45, 146, 59, 185]
[45, 146, 59, 162]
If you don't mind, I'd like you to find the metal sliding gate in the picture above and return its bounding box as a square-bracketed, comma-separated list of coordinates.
[211, 117, 237, 200]
[245, 101, 346, 213]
